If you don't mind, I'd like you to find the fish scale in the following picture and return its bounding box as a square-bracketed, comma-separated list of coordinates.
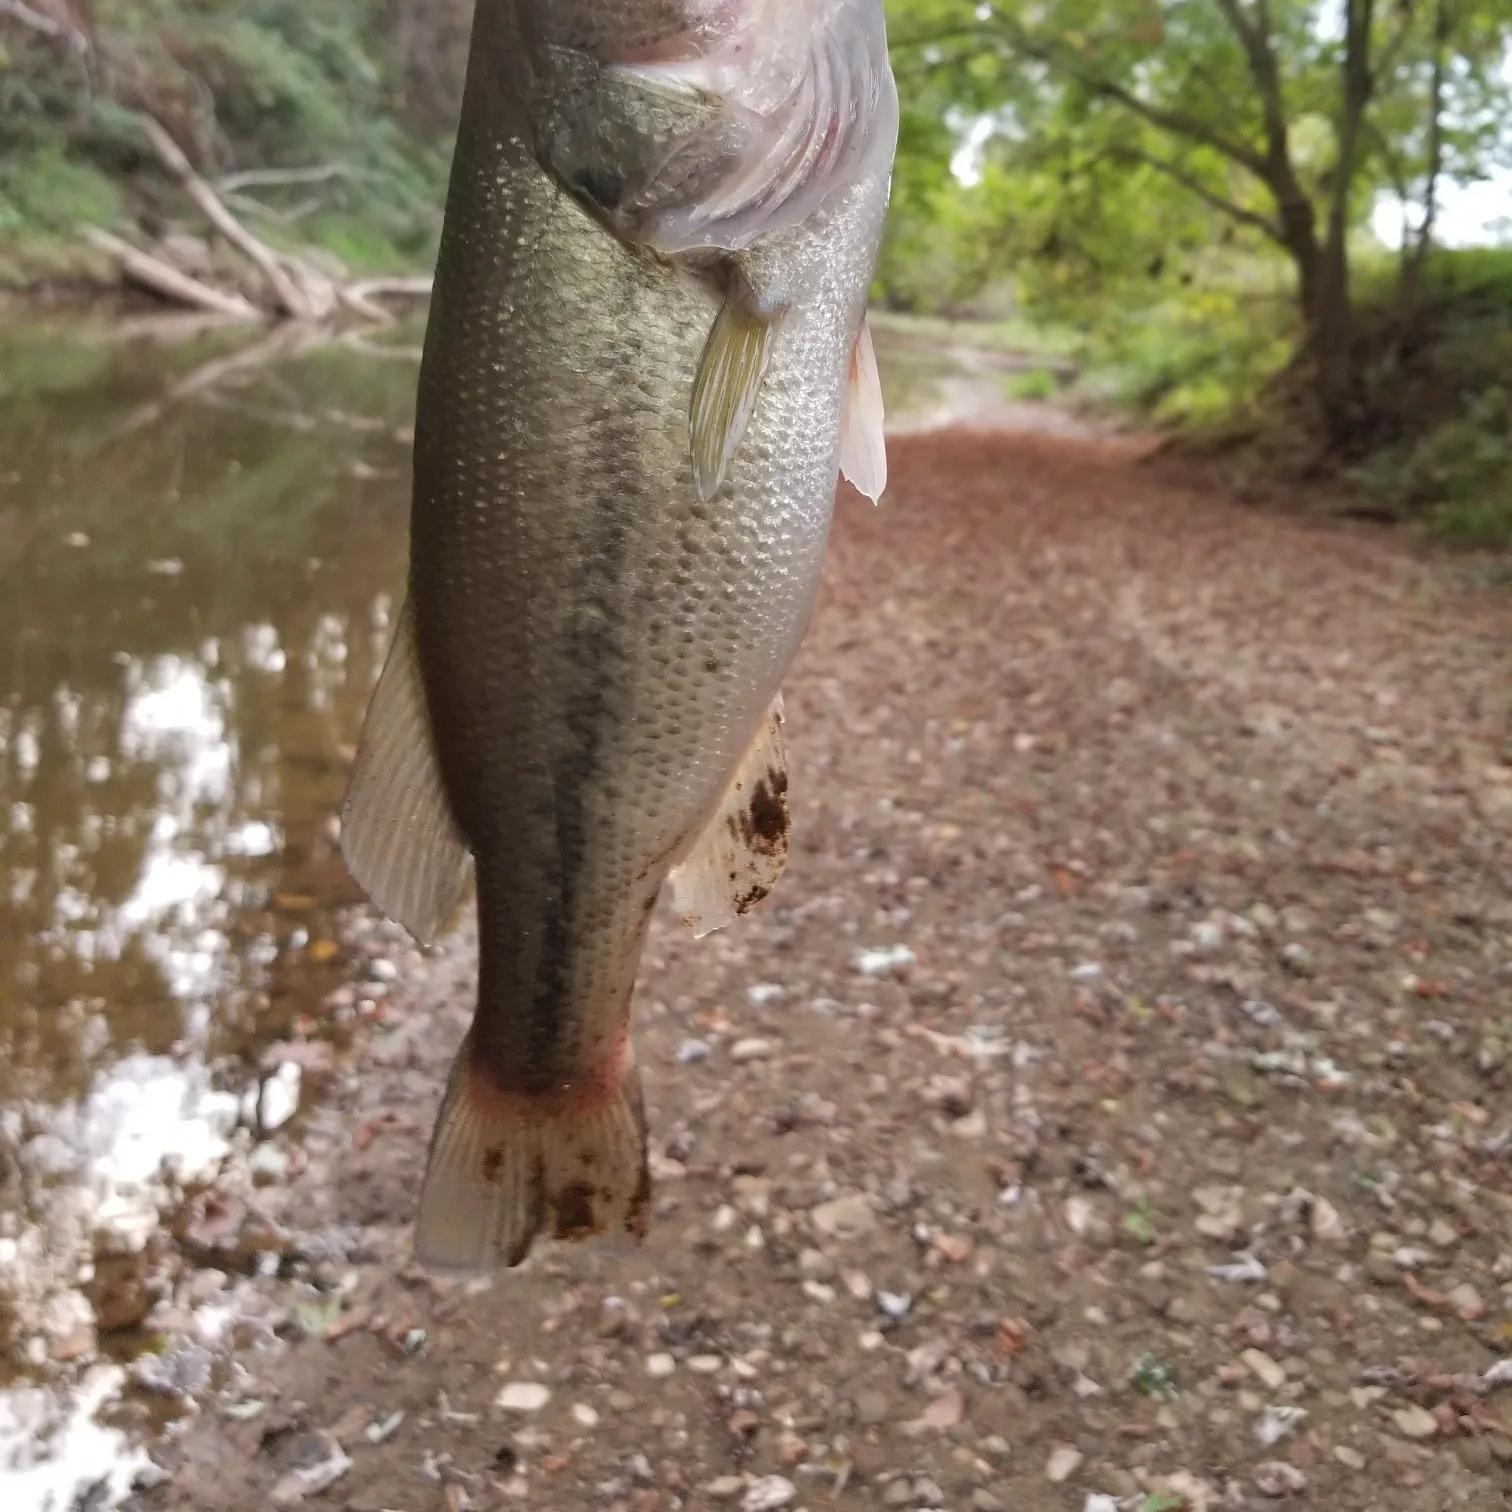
[339, 0, 896, 1272]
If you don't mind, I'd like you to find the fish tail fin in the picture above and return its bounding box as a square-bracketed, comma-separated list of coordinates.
[412, 1035, 651, 1275]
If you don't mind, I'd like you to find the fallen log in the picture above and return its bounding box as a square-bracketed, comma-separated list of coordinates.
[81, 226, 262, 321]
[136, 115, 324, 319]
[82, 117, 435, 325]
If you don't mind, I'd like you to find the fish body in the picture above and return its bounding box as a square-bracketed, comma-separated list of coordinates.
[340, 0, 896, 1271]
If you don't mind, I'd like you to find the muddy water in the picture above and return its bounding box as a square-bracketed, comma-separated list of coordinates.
[0, 312, 996, 1508]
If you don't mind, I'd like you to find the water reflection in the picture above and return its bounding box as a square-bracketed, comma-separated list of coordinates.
[0, 315, 419, 1508]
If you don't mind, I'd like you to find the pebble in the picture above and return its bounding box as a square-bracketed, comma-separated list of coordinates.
[741, 1475, 796, 1512]
[1310, 1196, 1347, 1245]
[1254, 1462, 1307, 1497]
[706, 1477, 746, 1500]
[854, 1388, 889, 1425]
[1045, 1445, 1083, 1483]
[1447, 1282, 1484, 1317]
[495, 1382, 550, 1413]
[1392, 1405, 1438, 1439]
[1241, 1349, 1287, 1392]
[811, 1193, 876, 1240]
[731, 1038, 776, 1063]
[646, 1353, 676, 1378]
[571, 1403, 599, 1428]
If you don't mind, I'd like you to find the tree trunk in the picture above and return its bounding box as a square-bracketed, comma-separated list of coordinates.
[1304, 244, 1361, 447]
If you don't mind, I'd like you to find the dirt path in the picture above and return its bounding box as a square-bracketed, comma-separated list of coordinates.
[131, 426, 1512, 1512]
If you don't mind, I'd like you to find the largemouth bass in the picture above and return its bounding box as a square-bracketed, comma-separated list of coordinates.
[339, 0, 897, 1273]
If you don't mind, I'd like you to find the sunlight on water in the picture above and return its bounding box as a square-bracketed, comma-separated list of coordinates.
[0, 314, 421, 1509]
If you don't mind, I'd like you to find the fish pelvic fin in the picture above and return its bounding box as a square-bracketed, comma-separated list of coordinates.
[689, 281, 783, 502]
[670, 692, 790, 939]
[412, 1034, 651, 1275]
[339, 597, 471, 946]
[839, 316, 887, 504]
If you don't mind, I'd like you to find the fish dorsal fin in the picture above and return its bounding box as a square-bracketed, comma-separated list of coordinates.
[339, 598, 471, 945]
[689, 284, 782, 501]
[670, 694, 790, 938]
[839, 315, 887, 503]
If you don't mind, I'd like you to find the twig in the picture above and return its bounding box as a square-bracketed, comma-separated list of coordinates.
[137, 114, 317, 318]
[81, 225, 262, 320]
[348, 276, 434, 300]
[216, 163, 358, 194]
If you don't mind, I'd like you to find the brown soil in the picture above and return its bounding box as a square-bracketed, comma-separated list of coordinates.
[131, 426, 1512, 1512]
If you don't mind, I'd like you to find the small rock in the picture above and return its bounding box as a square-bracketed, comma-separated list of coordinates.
[706, 1477, 746, 1500]
[571, 1403, 599, 1427]
[1242, 1349, 1287, 1392]
[1428, 1217, 1459, 1247]
[812, 1193, 876, 1240]
[855, 945, 915, 976]
[1310, 1196, 1347, 1245]
[1045, 1445, 1083, 1483]
[882, 1480, 913, 1507]
[1447, 1282, 1484, 1319]
[1253, 1461, 1307, 1497]
[646, 1353, 676, 1377]
[741, 1476, 795, 1512]
[971, 1492, 1004, 1512]
[495, 1382, 551, 1413]
[731, 1038, 775, 1063]
[1392, 1405, 1438, 1439]
[855, 1389, 889, 1426]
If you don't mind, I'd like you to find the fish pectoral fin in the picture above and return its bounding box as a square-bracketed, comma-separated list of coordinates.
[339, 598, 471, 946]
[413, 1037, 650, 1275]
[670, 693, 790, 939]
[839, 316, 888, 503]
[689, 281, 783, 502]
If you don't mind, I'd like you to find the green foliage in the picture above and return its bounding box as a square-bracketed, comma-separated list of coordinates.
[1006, 366, 1060, 401]
[0, 0, 464, 281]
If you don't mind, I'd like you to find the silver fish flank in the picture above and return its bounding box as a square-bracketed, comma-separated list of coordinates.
[340, 0, 898, 1272]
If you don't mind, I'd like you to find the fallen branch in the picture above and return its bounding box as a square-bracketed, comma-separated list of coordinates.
[81, 226, 261, 320]
[0, 0, 85, 48]
[217, 163, 357, 194]
[136, 114, 321, 319]
[83, 117, 434, 326]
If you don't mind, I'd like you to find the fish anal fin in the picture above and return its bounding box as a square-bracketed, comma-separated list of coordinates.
[413, 1034, 650, 1275]
[339, 599, 470, 946]
[839, 316, 887, 503]
[689, 284, 782, 501]
[670, 695, 790, 939]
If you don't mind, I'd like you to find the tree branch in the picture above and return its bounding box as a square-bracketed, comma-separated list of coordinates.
[891, 20, 1274, 182]
[0, 0, 83, 47]
[1111, 147, 1285, 244]
[136, 114, 319, 319]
